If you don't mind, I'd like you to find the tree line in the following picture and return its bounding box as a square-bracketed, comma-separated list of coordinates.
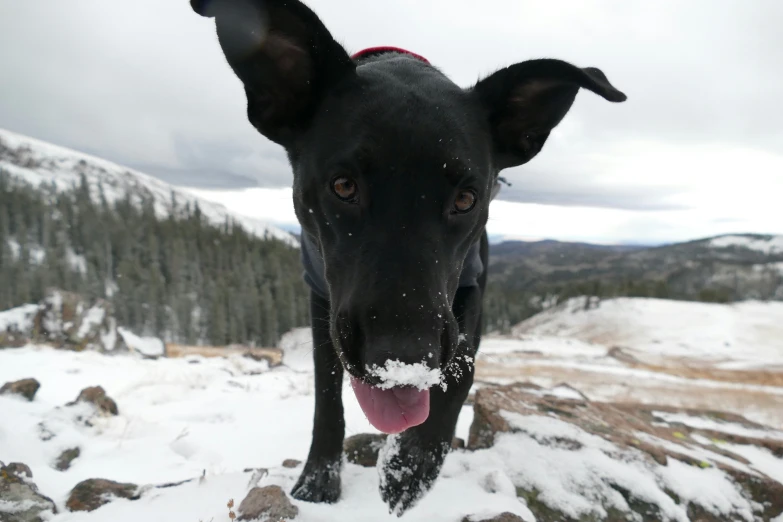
[0, 170, 309, 346]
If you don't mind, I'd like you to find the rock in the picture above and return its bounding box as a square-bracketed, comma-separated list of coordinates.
[67, 386, 118, 416]
[3, 463, 33, 479]
[281, 459, 301, 469]
[34, 289, 122, 352]
[55, 447, 81, 471]
[240, 346, 284, 368]
[65, 479, 139, 512]
[343, 433, 388, 467]
[343, 433, 466, 467]
[468, 382, 783, 521]
[462, 514, 526, 522]
[237, 485, 298, 521]
[0, 462, 57, 522]
[0, 378, 40, 401]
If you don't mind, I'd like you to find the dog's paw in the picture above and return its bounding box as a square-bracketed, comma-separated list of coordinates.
[290, 459, 342, 504]
[377, 433, 450, 516]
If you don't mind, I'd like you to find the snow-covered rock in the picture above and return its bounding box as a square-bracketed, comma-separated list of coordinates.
[469, 382, 783, 521]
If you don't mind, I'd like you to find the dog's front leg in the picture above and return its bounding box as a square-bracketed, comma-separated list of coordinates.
[378, 285, 482, 516]
[291, 291, 345, 503]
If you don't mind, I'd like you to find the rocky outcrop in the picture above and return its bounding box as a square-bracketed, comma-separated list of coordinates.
[468, 382, 783, 522]
[0, 290, 125, 352]
[67, 386, 119, 416]
[237, 485, 298, 521]
[65, 478, 139, 512]
[0, 462, 57, 522]
[36, 289, 122, 352]
[0, 378, 40, 401]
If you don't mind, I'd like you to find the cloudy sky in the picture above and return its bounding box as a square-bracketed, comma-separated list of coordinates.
[1, 0, 781, 244]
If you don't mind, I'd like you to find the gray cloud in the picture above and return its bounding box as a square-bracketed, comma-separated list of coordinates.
[0, 0, 781, 212]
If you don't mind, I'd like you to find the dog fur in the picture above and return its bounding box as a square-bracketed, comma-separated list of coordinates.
[190, 0, 626, 514]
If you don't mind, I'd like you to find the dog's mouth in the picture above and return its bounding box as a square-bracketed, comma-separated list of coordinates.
[349, 359, 444, 434]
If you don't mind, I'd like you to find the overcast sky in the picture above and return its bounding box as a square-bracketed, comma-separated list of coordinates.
[1, 0, 782, 244]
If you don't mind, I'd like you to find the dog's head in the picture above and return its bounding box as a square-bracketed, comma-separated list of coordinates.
[192, 0, 625, 431]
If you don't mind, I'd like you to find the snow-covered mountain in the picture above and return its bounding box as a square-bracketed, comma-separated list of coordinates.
[0, 128, 297, 246]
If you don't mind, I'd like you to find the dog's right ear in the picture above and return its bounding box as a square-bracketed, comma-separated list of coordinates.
[472, 59, 626, 171]
[191, 0, 356, 146]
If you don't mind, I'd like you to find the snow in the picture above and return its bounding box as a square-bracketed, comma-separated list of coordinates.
[76, 306, 106, 340]
[3, 296, 783, 521]
[710, 234, 783, 254]
[0, 345, 517, 522]
[651, 411, 783, 440]
[0, 304, 40, 333]
[0, 128, 297, 247]
[367, 360, 444, 391]
[116, 328, 165, 358]
[512, 297, 783, 369]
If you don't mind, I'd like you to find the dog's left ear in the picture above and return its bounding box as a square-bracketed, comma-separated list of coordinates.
[472, 58, 626, 170]
[191, 0, 356, 147]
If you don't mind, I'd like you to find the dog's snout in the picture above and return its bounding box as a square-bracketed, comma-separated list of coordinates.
[333, 291, 459, 379]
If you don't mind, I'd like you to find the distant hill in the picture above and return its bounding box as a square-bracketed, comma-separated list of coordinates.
[484, 235, 783, 332]
[0, 128, 296, 245]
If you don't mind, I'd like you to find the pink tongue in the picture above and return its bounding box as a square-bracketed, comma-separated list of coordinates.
[350, 377, 430, 434]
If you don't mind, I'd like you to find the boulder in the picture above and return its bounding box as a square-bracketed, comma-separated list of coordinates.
[343, 433, 389, 467]
[237, 485, 298, 521]
[67, 386, 118, 416]
[55, 447, 81, 471]
[462, 514, 526, 522]
[65, 478, 138, 512]
[0, 462, 57, 522]
[0, 378, 40, 401]
[343, 433, 466, 468]
[281, 459, 301, 469]
[35, 289, 121, 352]
[468, 382, 783, 522]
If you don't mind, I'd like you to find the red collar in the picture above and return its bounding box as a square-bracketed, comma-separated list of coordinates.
[351, 46, 430, 65]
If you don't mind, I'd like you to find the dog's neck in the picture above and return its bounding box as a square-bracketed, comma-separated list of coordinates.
[351, 46, 430, 65]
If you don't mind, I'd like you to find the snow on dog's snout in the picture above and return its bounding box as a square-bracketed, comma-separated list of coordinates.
[368, 360, 444, 391]
[350, 360, 445, 435]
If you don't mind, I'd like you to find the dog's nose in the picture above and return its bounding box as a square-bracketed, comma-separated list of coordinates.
[358, 335, 442, 377]
[333, 299, 459, 380]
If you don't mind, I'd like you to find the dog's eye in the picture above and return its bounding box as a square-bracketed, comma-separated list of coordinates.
[332, 176, 358, 202]
[453, 190, 477, 213]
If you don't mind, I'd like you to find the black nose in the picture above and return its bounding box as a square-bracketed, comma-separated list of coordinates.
[333, 302, 459, 382]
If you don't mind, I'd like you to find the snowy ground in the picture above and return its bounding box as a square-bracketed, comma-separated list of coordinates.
[2, 298, 783, 520]
[0, 338, 492, 522]
[480, 297, 783, 429]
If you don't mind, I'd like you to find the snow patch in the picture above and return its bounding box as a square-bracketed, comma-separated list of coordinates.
[710, 234, 783, 254]
[0, 304, 39, 333]
[652, 411, 783, 440]
[367, 360, 443, 391]
[117, 327, 165, 357]
[76, 306, 106, 340]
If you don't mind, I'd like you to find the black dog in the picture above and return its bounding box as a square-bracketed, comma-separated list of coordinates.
[190, 0, 626, 515]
